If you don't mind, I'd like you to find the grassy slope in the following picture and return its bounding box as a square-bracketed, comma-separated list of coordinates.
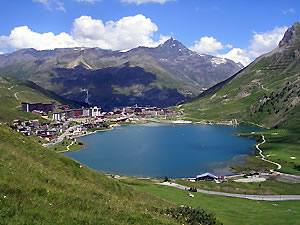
[181, 37, 300, 174]
[0, 125, 181, 224]
[240, 112, 300, 175]
[0, 76, 83, 123]
[183, 55, 300, 127]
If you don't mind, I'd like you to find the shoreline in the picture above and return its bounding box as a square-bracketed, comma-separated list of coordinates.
[60, 121, 278, 177]
[73, 126, 114, 139]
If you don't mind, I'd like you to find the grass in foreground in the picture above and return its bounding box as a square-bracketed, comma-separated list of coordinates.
[125, 179, 300, 225]
[0, 124, 186, 224]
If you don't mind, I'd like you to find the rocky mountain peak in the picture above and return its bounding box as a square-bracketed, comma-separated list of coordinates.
[157, 37, 189, 52]
[278, 22, 300, 48]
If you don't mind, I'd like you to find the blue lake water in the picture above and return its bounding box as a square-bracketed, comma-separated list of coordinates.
[64, 123, 262, 178]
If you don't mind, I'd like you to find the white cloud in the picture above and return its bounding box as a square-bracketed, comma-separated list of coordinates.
[32, 0, 66, 12]
[0, 14, 167, 51]
[191, 26, 288, 66]
[0, 26, 77, 50]
[121, 0, 173, 4]
[190, 36, 224, 55]
[283, 8, 296, 15]
[72, 14, 167, 50]
[249, 26, 288, 57]
[217, 48, 251, 66]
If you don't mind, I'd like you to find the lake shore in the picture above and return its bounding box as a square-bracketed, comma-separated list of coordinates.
[63, 123, 260, 178]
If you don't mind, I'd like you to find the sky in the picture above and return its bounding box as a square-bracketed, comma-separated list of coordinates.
[0, 0, 299, 66]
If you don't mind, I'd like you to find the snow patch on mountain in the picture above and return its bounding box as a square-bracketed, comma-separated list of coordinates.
[211, 57, 227, 66]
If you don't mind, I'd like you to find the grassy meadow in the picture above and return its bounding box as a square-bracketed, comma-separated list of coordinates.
[124, 179, 300, 225]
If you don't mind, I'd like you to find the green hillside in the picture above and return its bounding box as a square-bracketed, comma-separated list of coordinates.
[0, 75, 83, 123]
[0, 124, 182, 224]
[182, 47, 300, 128]
[182, 22, 300, 175]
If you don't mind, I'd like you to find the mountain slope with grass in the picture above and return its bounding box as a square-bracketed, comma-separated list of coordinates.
[182, 22, 300, 175]
[0, 124, 182, 224]
[0, 75, 84, 123]
[183, 22, 300, 128]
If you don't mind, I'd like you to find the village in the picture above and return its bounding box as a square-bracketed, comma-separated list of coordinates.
[12, 102, 181, 145]
[12, 102, 296, 191]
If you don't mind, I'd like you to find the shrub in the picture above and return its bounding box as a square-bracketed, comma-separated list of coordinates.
[189, 187, 197, 192]
[164, 206, 220, 225]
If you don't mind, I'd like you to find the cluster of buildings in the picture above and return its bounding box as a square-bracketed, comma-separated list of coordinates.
[52, 106, 101, 121]
[21, 102, 179, 123]
[16, 102, 180, 142]
[52, 105, 179, 122]
[12, 119, 63, 141]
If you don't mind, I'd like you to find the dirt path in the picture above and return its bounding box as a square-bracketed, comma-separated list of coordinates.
[256, 135, 282, 170]
[66, 141, 75, 151]
[8, 85, 17, 90]
[14, 92, 19, 100]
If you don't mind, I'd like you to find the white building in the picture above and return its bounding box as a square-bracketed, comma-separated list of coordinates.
[52, 112, 62, 121]
[91, 106, 101, 117]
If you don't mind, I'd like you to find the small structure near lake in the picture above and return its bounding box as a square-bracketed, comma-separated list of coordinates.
[196, 173, 218, 181]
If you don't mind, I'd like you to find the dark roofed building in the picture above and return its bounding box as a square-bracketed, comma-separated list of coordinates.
[196, 173, 218, 181]
[22, 102, 54, 113]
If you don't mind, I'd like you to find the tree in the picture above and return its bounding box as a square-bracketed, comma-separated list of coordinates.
[164, 176, 169, 182]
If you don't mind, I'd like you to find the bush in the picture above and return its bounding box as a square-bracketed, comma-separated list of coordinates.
[164, 206, 221, 225]
[189, 187, 197, 192]
[78, 142, 83, 145]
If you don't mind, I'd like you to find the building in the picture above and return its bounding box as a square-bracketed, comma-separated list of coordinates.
[73, 109, 84, 118]
[21, 102, 54, 113]
[52, 112, 62, 121]
[91, 106, 101, 117]
[196, 173, 218, 181]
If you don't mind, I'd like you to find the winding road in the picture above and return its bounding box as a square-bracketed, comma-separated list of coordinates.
[158, 182, 300, 201]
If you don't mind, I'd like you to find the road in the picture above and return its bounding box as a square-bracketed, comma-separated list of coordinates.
[158, 182, 300, 201]
[43, 125, 81, 148]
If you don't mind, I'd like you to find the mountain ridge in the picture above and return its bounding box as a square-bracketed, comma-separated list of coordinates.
[0, 38, 242, 110]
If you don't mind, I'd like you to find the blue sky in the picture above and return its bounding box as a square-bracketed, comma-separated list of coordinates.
[0, 0, 299, 65]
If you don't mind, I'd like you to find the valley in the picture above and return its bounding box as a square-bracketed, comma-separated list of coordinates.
[0, 1, 300, 223]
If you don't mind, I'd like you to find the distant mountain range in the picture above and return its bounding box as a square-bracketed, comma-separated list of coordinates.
[183, 22, 300, 128]
[0, 38, 242, 110]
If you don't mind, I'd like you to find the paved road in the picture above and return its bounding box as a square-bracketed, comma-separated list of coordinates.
[256, 135, 282, 170]
[43, 125, 81, 148]
[158, 182, 300, 201]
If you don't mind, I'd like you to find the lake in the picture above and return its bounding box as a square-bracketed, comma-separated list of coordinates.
[64, 123, 262, 178]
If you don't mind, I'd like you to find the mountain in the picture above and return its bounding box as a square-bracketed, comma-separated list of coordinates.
[0, 38, 242, 110]
[182, 22, 300, 129]
[0, 75, 85, 122]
